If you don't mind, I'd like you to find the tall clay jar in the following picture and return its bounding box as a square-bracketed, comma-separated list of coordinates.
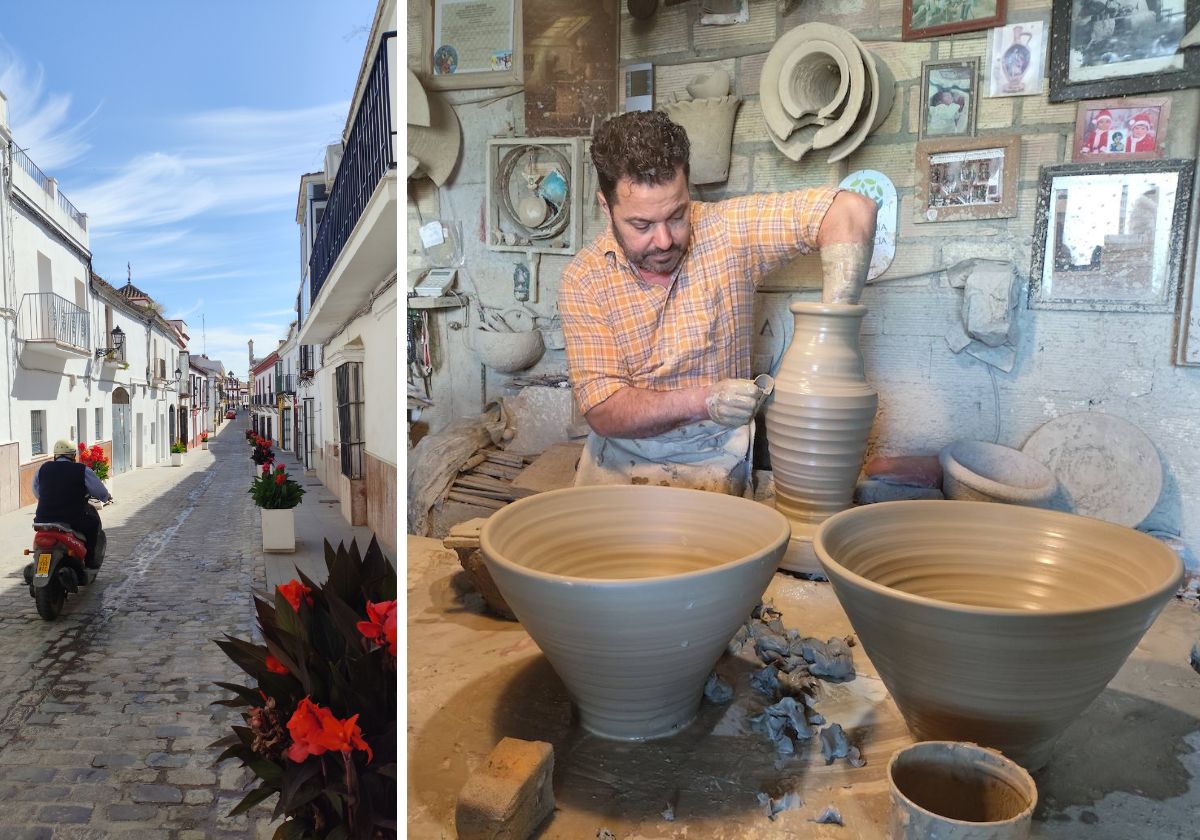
[765, 302, 877, 543]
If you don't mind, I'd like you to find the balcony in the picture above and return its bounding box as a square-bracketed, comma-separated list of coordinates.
[17, 292, 90, 358]
[281, 374, 299, 395]
[10, 147, 88, 248]
[299, 32, 397, 346]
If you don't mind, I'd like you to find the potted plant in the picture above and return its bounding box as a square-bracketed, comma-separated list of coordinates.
[250, 464, 304, 552]
[170, 440, 186, 466]
[212, 538, 396, 838]
[201, 432, 210, 450]
[251, 435, 274, 477]
[78, 443, 111, 492]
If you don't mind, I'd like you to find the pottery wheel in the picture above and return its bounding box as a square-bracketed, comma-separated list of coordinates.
[1021, 413, 1162, 527]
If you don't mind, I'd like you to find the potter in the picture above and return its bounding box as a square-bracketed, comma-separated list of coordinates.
[559, 111, 877, 495]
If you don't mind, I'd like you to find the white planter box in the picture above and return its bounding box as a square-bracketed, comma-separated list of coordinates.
[202, 442, 209, 450]
[171, 452, 183, 467]
[261, 508, 296, 553]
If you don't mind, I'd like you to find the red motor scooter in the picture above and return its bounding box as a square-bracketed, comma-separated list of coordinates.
[22, 498, 110, 620]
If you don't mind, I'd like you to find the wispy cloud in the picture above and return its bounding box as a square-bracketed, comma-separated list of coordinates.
[0, 41, 97, 170]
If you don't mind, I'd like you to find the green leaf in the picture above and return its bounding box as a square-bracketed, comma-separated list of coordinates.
[324, 827, 349, 840]
[248, 757, 284, 783]
[228, 784, 276, 817]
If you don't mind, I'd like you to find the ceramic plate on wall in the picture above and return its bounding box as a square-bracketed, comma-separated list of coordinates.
[1021, 412, 1162, 527]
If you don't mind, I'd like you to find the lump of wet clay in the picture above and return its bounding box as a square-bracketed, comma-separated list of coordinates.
[818, 723, 866, 767]
[757, 791, 803, 821]
[703, 672, 734, 704]
[752, 696, 813, 754]
[798, 637, 856, 682]
[812, 805, 844, 825]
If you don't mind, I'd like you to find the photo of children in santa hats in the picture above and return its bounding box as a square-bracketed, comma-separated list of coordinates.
[1073, 99, 1168, 162]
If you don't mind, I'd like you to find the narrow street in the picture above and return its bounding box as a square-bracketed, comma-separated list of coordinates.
[0, 419, 294, 838]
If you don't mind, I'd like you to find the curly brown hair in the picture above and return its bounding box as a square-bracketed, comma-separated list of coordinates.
[591, 111, 689, 208]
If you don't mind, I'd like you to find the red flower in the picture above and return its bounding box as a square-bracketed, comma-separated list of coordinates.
[276, 464, 285, 473]
[264, 654, 289, 675]
[262, 464, 270, 474]
[284, 697, 373, 764]
[77, 442, 85, 451]
[274, 473, 286, 485]
[277, 579, 313, 612]
[356, 600, 397, 657]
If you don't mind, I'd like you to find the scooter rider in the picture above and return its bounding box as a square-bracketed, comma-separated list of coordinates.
[32, 439, 111, 568]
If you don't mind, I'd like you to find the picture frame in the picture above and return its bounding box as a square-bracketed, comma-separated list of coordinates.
[1048, 0, 1200, 102]
[1176, 162, 1200, 365]
[1028, 159, 1194, 313]
[522, 0, 619, 136]
[918, 58, 979, 139]
[1072, 97, 1170, 162]
[914, 135, 1020, 224]
[903, 0, 1006, 41]
[985, 21, 1046, 98]
[421, 0, 524, 91]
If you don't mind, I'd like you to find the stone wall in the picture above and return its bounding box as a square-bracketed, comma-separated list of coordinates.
[407, 0, 1200, 569]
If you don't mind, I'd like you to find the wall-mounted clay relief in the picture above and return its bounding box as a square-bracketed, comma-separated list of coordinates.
[759, 23, 896, 164]
[659, 69, 742, 185]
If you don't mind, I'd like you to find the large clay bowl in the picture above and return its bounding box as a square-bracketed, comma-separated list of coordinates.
[480, 485, 790, 740]
[814, 500, 1182, 770]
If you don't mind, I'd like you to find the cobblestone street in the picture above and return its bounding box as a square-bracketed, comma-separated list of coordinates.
[0, 420, 293, 838]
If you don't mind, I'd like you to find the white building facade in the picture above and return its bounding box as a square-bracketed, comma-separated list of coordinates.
[294, 0, 397, 554]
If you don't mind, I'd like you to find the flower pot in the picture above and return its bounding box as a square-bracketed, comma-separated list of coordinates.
[814, 500, 1183, 770]
[171, 452, 183, 467]
[481, 485, 790, 740]
[764, 302, 877, 575]
[261, 508, 296, 553]
[202, 442, 209, 450]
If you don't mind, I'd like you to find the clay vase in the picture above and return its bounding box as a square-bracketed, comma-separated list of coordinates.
[764, 302, 877, 545]
[479, 485, 790, 740]
[814, 500, 1184, 770]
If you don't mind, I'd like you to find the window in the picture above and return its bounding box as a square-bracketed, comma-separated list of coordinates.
[31, 410, 46, 456]
[77, 409, 87, 446]
[335, 361, 364, 479]
[94, 408, 103, 441]
[282, 408, 292, 451]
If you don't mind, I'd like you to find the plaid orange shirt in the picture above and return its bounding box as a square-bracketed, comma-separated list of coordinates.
[559, 188, 840, 414]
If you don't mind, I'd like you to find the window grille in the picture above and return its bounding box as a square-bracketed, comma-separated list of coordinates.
[31, 411, 46, 456]
[335, 361, 364, 479]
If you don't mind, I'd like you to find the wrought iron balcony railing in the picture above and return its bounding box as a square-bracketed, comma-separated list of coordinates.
[308, 32, 396, 304]
[17, 292, 90, 354]
[12, 146, 87, 230]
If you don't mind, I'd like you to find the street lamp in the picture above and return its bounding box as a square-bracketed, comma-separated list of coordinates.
[95, 325, 125, 360]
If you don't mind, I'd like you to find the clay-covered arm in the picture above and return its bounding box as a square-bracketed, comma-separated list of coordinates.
[584, 384, 708, 439]
[817, 190, 878, 305]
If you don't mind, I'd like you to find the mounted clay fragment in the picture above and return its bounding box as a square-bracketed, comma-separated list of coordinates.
[660, 69, 741, 185]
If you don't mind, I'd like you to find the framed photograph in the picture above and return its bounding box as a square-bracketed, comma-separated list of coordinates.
[986, 21, 1046, 97]
[903, 0, 1006, 40]
[421, 0, 524, 91]
[1028, 159, 1194, 313]
[1072, 97, 1170, 161]
[919, 59, 979, 139]
[523, 0, 619, 136]
[1048, 0, 1200, 102]
[1177, 163, 1200, 365]
[914, 135, 1021, 223]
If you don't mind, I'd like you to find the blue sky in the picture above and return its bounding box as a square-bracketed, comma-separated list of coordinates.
[0, 2, 377, 377]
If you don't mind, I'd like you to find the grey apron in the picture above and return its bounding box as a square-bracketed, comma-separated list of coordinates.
[574, 420, 754, 497]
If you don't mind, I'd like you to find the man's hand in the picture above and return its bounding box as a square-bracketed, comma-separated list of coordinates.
[705, 378, 769, 427]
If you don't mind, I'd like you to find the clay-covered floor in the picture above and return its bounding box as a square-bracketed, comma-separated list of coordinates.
[407, 536, 1200, 838]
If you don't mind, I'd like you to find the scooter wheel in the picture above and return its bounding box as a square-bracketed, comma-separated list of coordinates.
[34, 583, 65, 620]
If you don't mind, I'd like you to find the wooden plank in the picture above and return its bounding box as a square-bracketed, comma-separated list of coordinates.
[511, 441, 585, 495]
[459, 453, 488, 472]
[451, 483, 513, 502]
[484, 451, 525, 468]
[473, 462, 522, 481]
[447, 491, 507, 510]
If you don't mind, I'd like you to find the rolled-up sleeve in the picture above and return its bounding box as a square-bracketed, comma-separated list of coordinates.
[721, 187, 841, 282]
[559, 271, 627, 415]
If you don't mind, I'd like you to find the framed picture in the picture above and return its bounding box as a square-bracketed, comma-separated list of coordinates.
[986, 21, 1046, 97]
[1072, 97, 1170, 162]
[919, 59, 979, 139]
[523, 0, 619, 136]
[1048, 0, 1200, 102]
[903, 0, 1006, 40]
[1028, 159, 1194, 313]
[421, 0, 524, 91]
[914, 135, 1021, 223]
[1177, 163, 1200, 365]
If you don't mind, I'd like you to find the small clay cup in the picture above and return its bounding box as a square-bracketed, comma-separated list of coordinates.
[480, 485, 790, 740]
[814, 500, 1182, 769]
[888, 741, 1037, 840]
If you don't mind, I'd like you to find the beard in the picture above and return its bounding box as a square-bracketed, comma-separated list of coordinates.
[612, 225, 687, 276]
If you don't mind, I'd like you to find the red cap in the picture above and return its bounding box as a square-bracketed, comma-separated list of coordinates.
[1095, 109, 1113, 121]
[1131, 113, 1153, 128]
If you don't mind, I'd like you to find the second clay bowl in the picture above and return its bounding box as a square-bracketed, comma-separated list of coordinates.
[814, 500, 1182, 770]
